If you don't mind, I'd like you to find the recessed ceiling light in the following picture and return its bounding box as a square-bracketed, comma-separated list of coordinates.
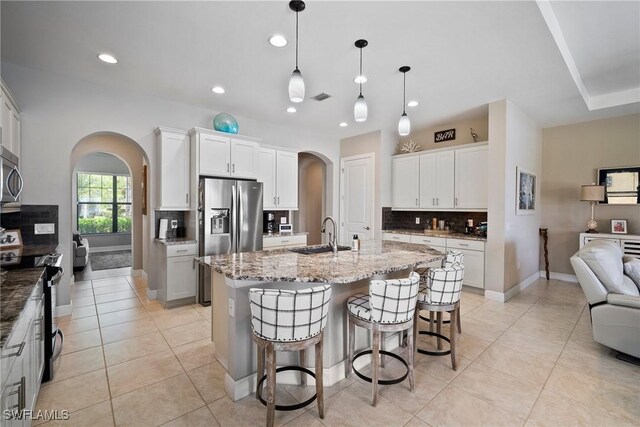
[97, 53, 117, 64]
[354, 75, 368, 84]
[407, 100, 419, 107]
[287, 107, 297, 113]
[269, 35, 288, 47]
[211, 86, 225, 94]
[339, 122, 348, 127]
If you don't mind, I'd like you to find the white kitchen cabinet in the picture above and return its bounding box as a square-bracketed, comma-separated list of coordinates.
[392, 156, 420, 209]
[158, 243, 197, 307]
[263, 234, 307, 250]
[230, 138, 258, 179]
[199, 133, 231, 177]
[257, 148, 298, 210]
[1, 80, 21, 158]
[258, 148, 277, 209]
[419, 151, 454, 209]
[155, 128, 190, 210]
[191, 128, 260, 180]
[455, 145, 488, 209]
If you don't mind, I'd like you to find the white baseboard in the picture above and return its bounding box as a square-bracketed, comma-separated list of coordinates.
[146, 288, 157, 300]
[90, 245, 131, 253]
[484, 271, 540, 302]
[56, 304, 72, 317]
[540, 270, 578, 283]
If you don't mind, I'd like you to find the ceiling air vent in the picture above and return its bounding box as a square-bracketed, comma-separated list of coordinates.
[312, 92, 332, 101]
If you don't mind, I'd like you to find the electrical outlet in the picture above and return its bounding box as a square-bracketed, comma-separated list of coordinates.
[171, 220, 178, 229]
[228, 298, 235, 317]
[34, 223, 55, 235]
[280, 217, 287, 224]
[415, 217, 420, 225]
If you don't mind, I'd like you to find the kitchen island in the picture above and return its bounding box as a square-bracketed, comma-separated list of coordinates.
[196, 240, 444, 400]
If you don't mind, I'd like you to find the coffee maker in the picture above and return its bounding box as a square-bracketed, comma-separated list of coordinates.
[266, 213, 277, 234]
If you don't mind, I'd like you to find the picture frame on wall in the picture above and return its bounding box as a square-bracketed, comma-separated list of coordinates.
[0, 229, 23, 249]
[142, 164, 148, 215]
[516, 167, 536, 215]
[611, 219, 628, 234]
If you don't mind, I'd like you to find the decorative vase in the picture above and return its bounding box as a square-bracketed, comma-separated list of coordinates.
[213, 113, 239, 134]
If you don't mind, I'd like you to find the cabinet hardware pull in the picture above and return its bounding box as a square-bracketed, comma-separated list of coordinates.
[282, 240, 289, 243]
[19, 376, 25, 412]
[232, 164, 235, 173]
[274, 196, 276, 205]
[432, 198, 435, 206]
[459, 243, 469, 247]
[455, 197, 458, 206]
[436, 198, 439, 206]
[186, 193, 189, 203]
[416, 198, 418, 206]
[1, 342, 25, 358]
[277, 196, 280, 204]
[227, 163, 230, 172]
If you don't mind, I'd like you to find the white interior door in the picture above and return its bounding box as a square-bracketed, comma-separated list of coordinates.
[340, 153, 374, 244]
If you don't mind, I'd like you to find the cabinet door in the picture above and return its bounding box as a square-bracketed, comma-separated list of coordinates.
[455, 146, 488, 209]
[392, 156, 420, 208]
[276, 151, 298, 209]
[230, 138, 258, 179]
[199, 133, 231, 177]
[10, 111, 20, 159]
[457, 248, 484, 288]
[160, 132, 190, 209]
[419, 153, 437, 208]
[258, 148, 277, 209]
[2, 96, 12, 153]
[166, 256, 197, 301]
[436, 151, 455, 208]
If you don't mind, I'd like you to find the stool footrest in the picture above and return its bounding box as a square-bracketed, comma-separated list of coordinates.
[417, 331, 451, 356]
[256, 366, 317, 411]
[352, 350, 409, 385]
[418, 313, 451, 325]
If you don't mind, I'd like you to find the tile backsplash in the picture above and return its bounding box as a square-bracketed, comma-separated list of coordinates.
[0, 205, 59, 245]
[263, 211, 290, 232]
[382, 207, 487, 234]
[155, 210, 185, 238]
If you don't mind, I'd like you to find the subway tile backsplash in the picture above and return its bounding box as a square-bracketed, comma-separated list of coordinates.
[0, 205, 59, 245]
[382, 207, 487, 234]
[155, 210, 185, 238]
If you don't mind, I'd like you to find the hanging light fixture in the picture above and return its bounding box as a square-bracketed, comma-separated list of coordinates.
[398, 66, 411, 136]
[288, 1, 306, 103]
[353, 39, 369, 122]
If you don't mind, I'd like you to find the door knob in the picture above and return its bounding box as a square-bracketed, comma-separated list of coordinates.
[363, 226, 370, 230]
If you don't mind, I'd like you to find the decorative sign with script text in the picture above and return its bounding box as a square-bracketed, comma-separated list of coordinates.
[434, 128, 456, 143]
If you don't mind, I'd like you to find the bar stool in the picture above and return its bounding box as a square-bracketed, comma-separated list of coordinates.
[249, 285, 332, 427]
[414, 254, 464, 370]
[346, 272, 420, 406]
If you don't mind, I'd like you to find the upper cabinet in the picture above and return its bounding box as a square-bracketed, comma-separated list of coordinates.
[156, 127, 190, 210]
[455, 145, 488, 209]
[191, 128, 259, 180]
[1, 80, 21, 158]
[392, 156, 420, 208]
[392, 143, 488, 211]
[257, 148, 298, 210]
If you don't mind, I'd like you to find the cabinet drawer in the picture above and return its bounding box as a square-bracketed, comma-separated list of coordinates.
[166, 244, 197, 258]
[382, 233, 411, 243]
[446, 238, 485, 252]
[410, 235, 447, 247]
[263, 235, 307, 248]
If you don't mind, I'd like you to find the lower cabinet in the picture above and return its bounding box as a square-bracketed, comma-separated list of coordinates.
[158, 244, 197, 307]
[1, 276, 45, 426]
[263, 235, 308, 250]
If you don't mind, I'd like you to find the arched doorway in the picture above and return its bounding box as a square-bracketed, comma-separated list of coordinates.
[70, 132, 148, 281]
[295, 152, 330, 245]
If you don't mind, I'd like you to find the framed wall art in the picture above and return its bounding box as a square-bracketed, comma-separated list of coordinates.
[516, 167, 536, 215]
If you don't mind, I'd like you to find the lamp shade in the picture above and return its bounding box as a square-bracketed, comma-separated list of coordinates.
[398, 113, 410, 136]
[354, 94, 368, 122]
[288, 68, 305, 103]
[580, 185, 605, 201]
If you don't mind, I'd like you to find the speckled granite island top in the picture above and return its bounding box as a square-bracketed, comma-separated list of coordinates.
[196, 240, 444, 283]
[0, 268, 45, 347]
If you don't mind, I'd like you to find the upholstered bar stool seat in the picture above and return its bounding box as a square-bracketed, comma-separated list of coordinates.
[249, 285, 332, 427]
[414, 251, 464, 371]
[346, 272, 420, 406]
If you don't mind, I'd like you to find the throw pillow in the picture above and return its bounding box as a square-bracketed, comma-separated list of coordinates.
[579, 240, 626, 293]
[73, 232, 82, 246]
[623, 258, 640, 291]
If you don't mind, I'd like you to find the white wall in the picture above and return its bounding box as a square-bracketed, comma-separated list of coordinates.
[3, 62, 340, 308]
[486, 99, 542, 295]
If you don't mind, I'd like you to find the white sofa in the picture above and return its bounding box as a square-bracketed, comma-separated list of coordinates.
[570, 239, 640, 358]
[73, 232, 89, 269]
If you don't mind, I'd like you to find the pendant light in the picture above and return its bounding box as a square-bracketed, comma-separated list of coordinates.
[398, 66, 411, 136]
[288, 1, 306, 103]
[354, 39, 368, 122]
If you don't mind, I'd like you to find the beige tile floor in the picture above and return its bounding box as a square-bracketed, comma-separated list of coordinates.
[36, 272, 640, 426]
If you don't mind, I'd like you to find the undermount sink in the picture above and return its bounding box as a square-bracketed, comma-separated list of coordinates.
[288, 244, 352, 255]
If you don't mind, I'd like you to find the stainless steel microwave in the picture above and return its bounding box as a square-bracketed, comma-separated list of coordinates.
[1, 147, 23, 209]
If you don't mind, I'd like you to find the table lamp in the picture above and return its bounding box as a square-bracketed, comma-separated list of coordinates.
[580, 184, 605, 233]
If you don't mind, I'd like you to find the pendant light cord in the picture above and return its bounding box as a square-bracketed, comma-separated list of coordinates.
[359, 47, 363, 95]
[295, 11, 299, 69]
[402, 72, 406, 114]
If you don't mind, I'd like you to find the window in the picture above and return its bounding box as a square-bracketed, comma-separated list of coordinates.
[77, 173, 132, 234]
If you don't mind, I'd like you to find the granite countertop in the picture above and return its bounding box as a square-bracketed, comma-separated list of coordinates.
[0, 268, 45, 348]
[195, 240, 444, 283]
[383, 229, 487, 242]
[154, 238, 197, 246]
[263, 232, 309, 238]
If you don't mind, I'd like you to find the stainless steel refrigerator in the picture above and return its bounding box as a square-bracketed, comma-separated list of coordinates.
[198, 178, 263, 305]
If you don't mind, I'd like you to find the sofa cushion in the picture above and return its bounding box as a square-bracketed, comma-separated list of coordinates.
[578, 240, 639, 295]
[623, 258, 640, 291]
[75, 245, 88, 257]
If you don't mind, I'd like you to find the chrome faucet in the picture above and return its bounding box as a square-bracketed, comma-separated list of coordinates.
[321, 216, 338, 255]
